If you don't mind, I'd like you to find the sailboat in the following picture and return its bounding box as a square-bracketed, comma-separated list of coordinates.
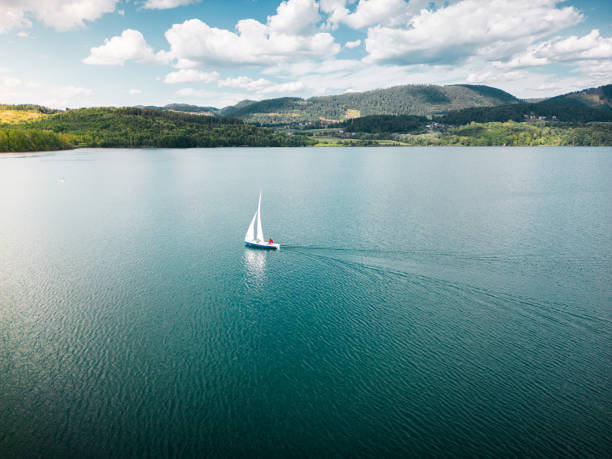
[244, 192, 280, 250]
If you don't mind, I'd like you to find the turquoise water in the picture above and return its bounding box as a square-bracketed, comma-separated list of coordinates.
[1, 147, 611, 457]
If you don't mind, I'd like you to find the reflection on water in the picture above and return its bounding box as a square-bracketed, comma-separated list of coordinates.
[243, 248, 268, 284]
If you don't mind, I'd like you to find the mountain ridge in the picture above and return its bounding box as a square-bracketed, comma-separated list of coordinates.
[152, 83, 611, 125]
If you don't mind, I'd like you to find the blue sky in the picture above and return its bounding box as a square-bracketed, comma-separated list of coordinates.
[0, 0, 610, 108]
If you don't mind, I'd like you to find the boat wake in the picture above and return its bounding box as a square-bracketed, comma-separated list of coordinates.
[283, 244, 611, 332]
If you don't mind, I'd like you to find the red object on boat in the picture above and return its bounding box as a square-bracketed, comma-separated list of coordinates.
[269, 238, 273, 244]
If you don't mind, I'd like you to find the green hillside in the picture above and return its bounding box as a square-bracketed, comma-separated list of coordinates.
[396, 121, 612, 146]
[437, 102, 612, 125]
[0, 127, 72, 152]
[545, 84, 612, 109]
[1, 107, 313, 151]
[335, 115, 428, 133]
[219, 84, 519, 124]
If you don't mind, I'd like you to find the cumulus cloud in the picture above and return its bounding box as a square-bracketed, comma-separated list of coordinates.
[466, 69, 527, 84]
[129, 89, 142, 94]
[173, 58, 200, 69]
[142, 0, 200, 9]
[0, 7, 31, 33]
[218, 76, 271, 91]
[320, 0, 449, 29]
[497, 29, 612, 69]
[160, 0, 340, 66]
[0, 0, 118, 33]
[321, 0, 409, 29]
[345, 39, 361, 49]
[164, 69, 220, 83]
[216, 76, 305, 95]
[262, 59, 361, 79]
[364, 0, 582, 64]
[268, 0, 321, 35]
[83, 29, 160, 66]
[576, 59, 612, 81]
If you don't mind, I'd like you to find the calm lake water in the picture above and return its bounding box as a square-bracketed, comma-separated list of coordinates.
[1, 147, 611, 457]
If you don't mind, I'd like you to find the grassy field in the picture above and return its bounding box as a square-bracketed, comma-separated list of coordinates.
[0, 109, 48, 124]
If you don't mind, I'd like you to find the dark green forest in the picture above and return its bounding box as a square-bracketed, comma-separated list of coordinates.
[0, 128, 72, 152]
[219, 84, 519, 124]
[335, 115, 428, 133]
[544, 84, 612, 108]
[397, 121, 612, 146]
[437, 102, 612, 125]
[0, 107, 314, 151]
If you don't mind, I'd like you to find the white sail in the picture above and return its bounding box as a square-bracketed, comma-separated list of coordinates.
[245, 211, 257, 242]
[256, 192, 264, 241]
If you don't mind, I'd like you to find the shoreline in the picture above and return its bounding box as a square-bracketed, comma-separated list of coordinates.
[3, 144, 612, 154]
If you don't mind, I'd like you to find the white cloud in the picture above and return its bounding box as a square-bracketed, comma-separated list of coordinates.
[267, 0, 320, 35]
[576, 60, 612, 80]
[0, 0, 119, 33]
[174, 58, 200, 69]
[216, 76, 305, 95]
[83, 29, 160, 66]
[263, 59, 360, 77]
[497, 29, 612, 69]
[129, 89, 142, 95]
[164, 69, 220, 83]
[345, 39, 361, 49]
[364, 0, 582, 64]
[142, 0, 200, 9]
[0, 5, 31, 33]
[323, 0, 410, 29]
[218, 76, 270, 91]
[321, 0, 448, 29]
[160, 0, 340, 66]
[259, 80, 305, 94]
[17, 31, 29, 38]
[466, 69, 527, 84]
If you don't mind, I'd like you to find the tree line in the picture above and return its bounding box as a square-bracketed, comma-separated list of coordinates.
[0, 107, 314, 151]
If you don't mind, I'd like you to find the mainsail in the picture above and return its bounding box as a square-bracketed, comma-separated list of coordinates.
[256, 192, 264, 241]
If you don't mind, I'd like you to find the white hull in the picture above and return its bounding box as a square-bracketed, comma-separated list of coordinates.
[245, 240, 280, 250]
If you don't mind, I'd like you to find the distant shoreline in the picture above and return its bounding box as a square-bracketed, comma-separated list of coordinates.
[4, 144, 612, 155]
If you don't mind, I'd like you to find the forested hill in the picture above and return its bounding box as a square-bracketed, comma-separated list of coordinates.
[544, 84, 612, 109]
[216, 84, 519, 124]
[437, 101, 612, 125]
[1, 107, 313, 151]
[145, 84, 610, 126]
